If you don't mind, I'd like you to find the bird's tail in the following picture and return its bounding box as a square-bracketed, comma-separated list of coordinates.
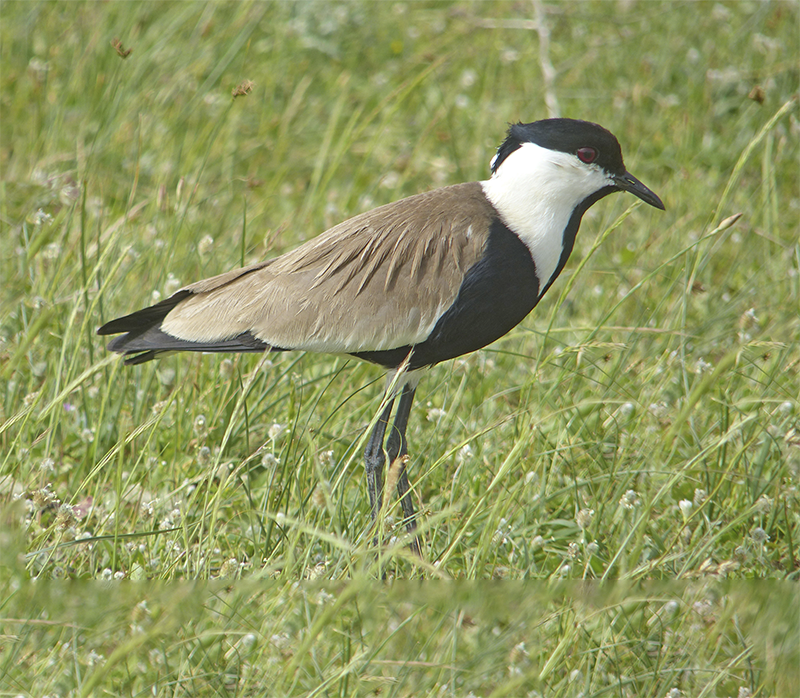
[97, 291, 271, 365]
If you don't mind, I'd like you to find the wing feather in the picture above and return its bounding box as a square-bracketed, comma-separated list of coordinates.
[159, 182, 494, 354]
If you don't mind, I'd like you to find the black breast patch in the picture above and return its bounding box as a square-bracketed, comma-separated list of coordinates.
[353, 217, 543, 370]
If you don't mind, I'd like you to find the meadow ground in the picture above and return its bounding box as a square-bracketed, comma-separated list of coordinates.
[1, 1, 798, 695]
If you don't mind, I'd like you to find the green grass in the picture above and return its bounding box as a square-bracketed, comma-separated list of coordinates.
[1, 1, 798, 695]
[3, 580, 797, 697]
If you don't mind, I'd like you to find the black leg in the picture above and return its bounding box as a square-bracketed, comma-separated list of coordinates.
[364, 397, 395, 524]
[385, 384, 420, 553]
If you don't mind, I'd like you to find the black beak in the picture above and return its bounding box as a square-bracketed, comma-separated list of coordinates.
[614, 171, 665, 210]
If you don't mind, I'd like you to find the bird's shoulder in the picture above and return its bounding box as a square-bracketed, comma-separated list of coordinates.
[273, 181, 494, 290]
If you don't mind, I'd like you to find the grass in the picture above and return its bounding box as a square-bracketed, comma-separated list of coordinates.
[1, 0, 798, 695]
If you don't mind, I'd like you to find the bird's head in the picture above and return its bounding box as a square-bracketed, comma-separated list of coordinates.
[489, 118, 665, 211]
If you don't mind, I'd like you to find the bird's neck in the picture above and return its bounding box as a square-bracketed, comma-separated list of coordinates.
[481, 144, 611, 292]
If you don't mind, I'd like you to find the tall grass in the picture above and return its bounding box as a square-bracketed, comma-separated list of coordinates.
[1, 1, 798, 695]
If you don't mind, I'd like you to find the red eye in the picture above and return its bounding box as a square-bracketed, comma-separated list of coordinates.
[577, 147, 598, 164]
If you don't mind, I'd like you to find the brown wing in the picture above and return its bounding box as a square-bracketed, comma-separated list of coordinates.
[161, 182, 493, 353]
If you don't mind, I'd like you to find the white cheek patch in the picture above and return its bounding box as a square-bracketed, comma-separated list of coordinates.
[481, 143, 613, 292]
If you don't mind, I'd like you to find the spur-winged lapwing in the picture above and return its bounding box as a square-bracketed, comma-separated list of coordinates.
[99, 118, 664, 548]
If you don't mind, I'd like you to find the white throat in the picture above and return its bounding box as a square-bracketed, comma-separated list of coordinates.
[481, 142, 613, 293]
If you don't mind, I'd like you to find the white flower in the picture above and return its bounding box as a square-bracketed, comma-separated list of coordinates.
[315, 590, 335, 605]
[500, 48, 519, 63]
[43, 242, 62, 259]
[33, 208, 53, 226]
[268, 422, 286, 441]
[426, 407, 446, 422]
[163, 273, 181, 296]
[261, 452, 280, 468]
[157, 367, 175, 386]
[197, 446, 212, 466]
[694, 357, 713, 374]
[197, 235, 214, 256]
[220, 358, 234, 378]
[754, 495, 772, 514]
[86, 649, 105, 666]
[458, 444, 474, 462]
[649, 402, 669, 420]
[576, 508, 594, 529]
[619, 490, 640, 510]
[678, 499, 693, 520]
[379, 171, 400, 189]
[193, 414, 207, 435]
[459, 69, 477, 88]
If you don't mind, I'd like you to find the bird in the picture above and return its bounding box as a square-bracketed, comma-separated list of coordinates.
[98, 118, 664, 551]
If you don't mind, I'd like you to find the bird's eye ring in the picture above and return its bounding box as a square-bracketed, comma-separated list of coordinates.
[577, 147, 598, 164]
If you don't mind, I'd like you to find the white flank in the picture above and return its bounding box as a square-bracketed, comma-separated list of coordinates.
[481, 142, 614, 292]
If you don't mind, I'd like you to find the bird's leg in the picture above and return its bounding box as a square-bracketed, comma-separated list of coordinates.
[385, 384, 420, 553]
[364, 397, 395, 529]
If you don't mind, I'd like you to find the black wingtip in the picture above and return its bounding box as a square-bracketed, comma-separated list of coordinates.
[97, 291, 192, 337]
[104, 324, 274, 363]
[122, 349, 164, 365]
[99, 288, 275, 364]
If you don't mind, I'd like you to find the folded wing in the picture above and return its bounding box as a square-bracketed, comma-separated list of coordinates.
[99, 182, 492, 364]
